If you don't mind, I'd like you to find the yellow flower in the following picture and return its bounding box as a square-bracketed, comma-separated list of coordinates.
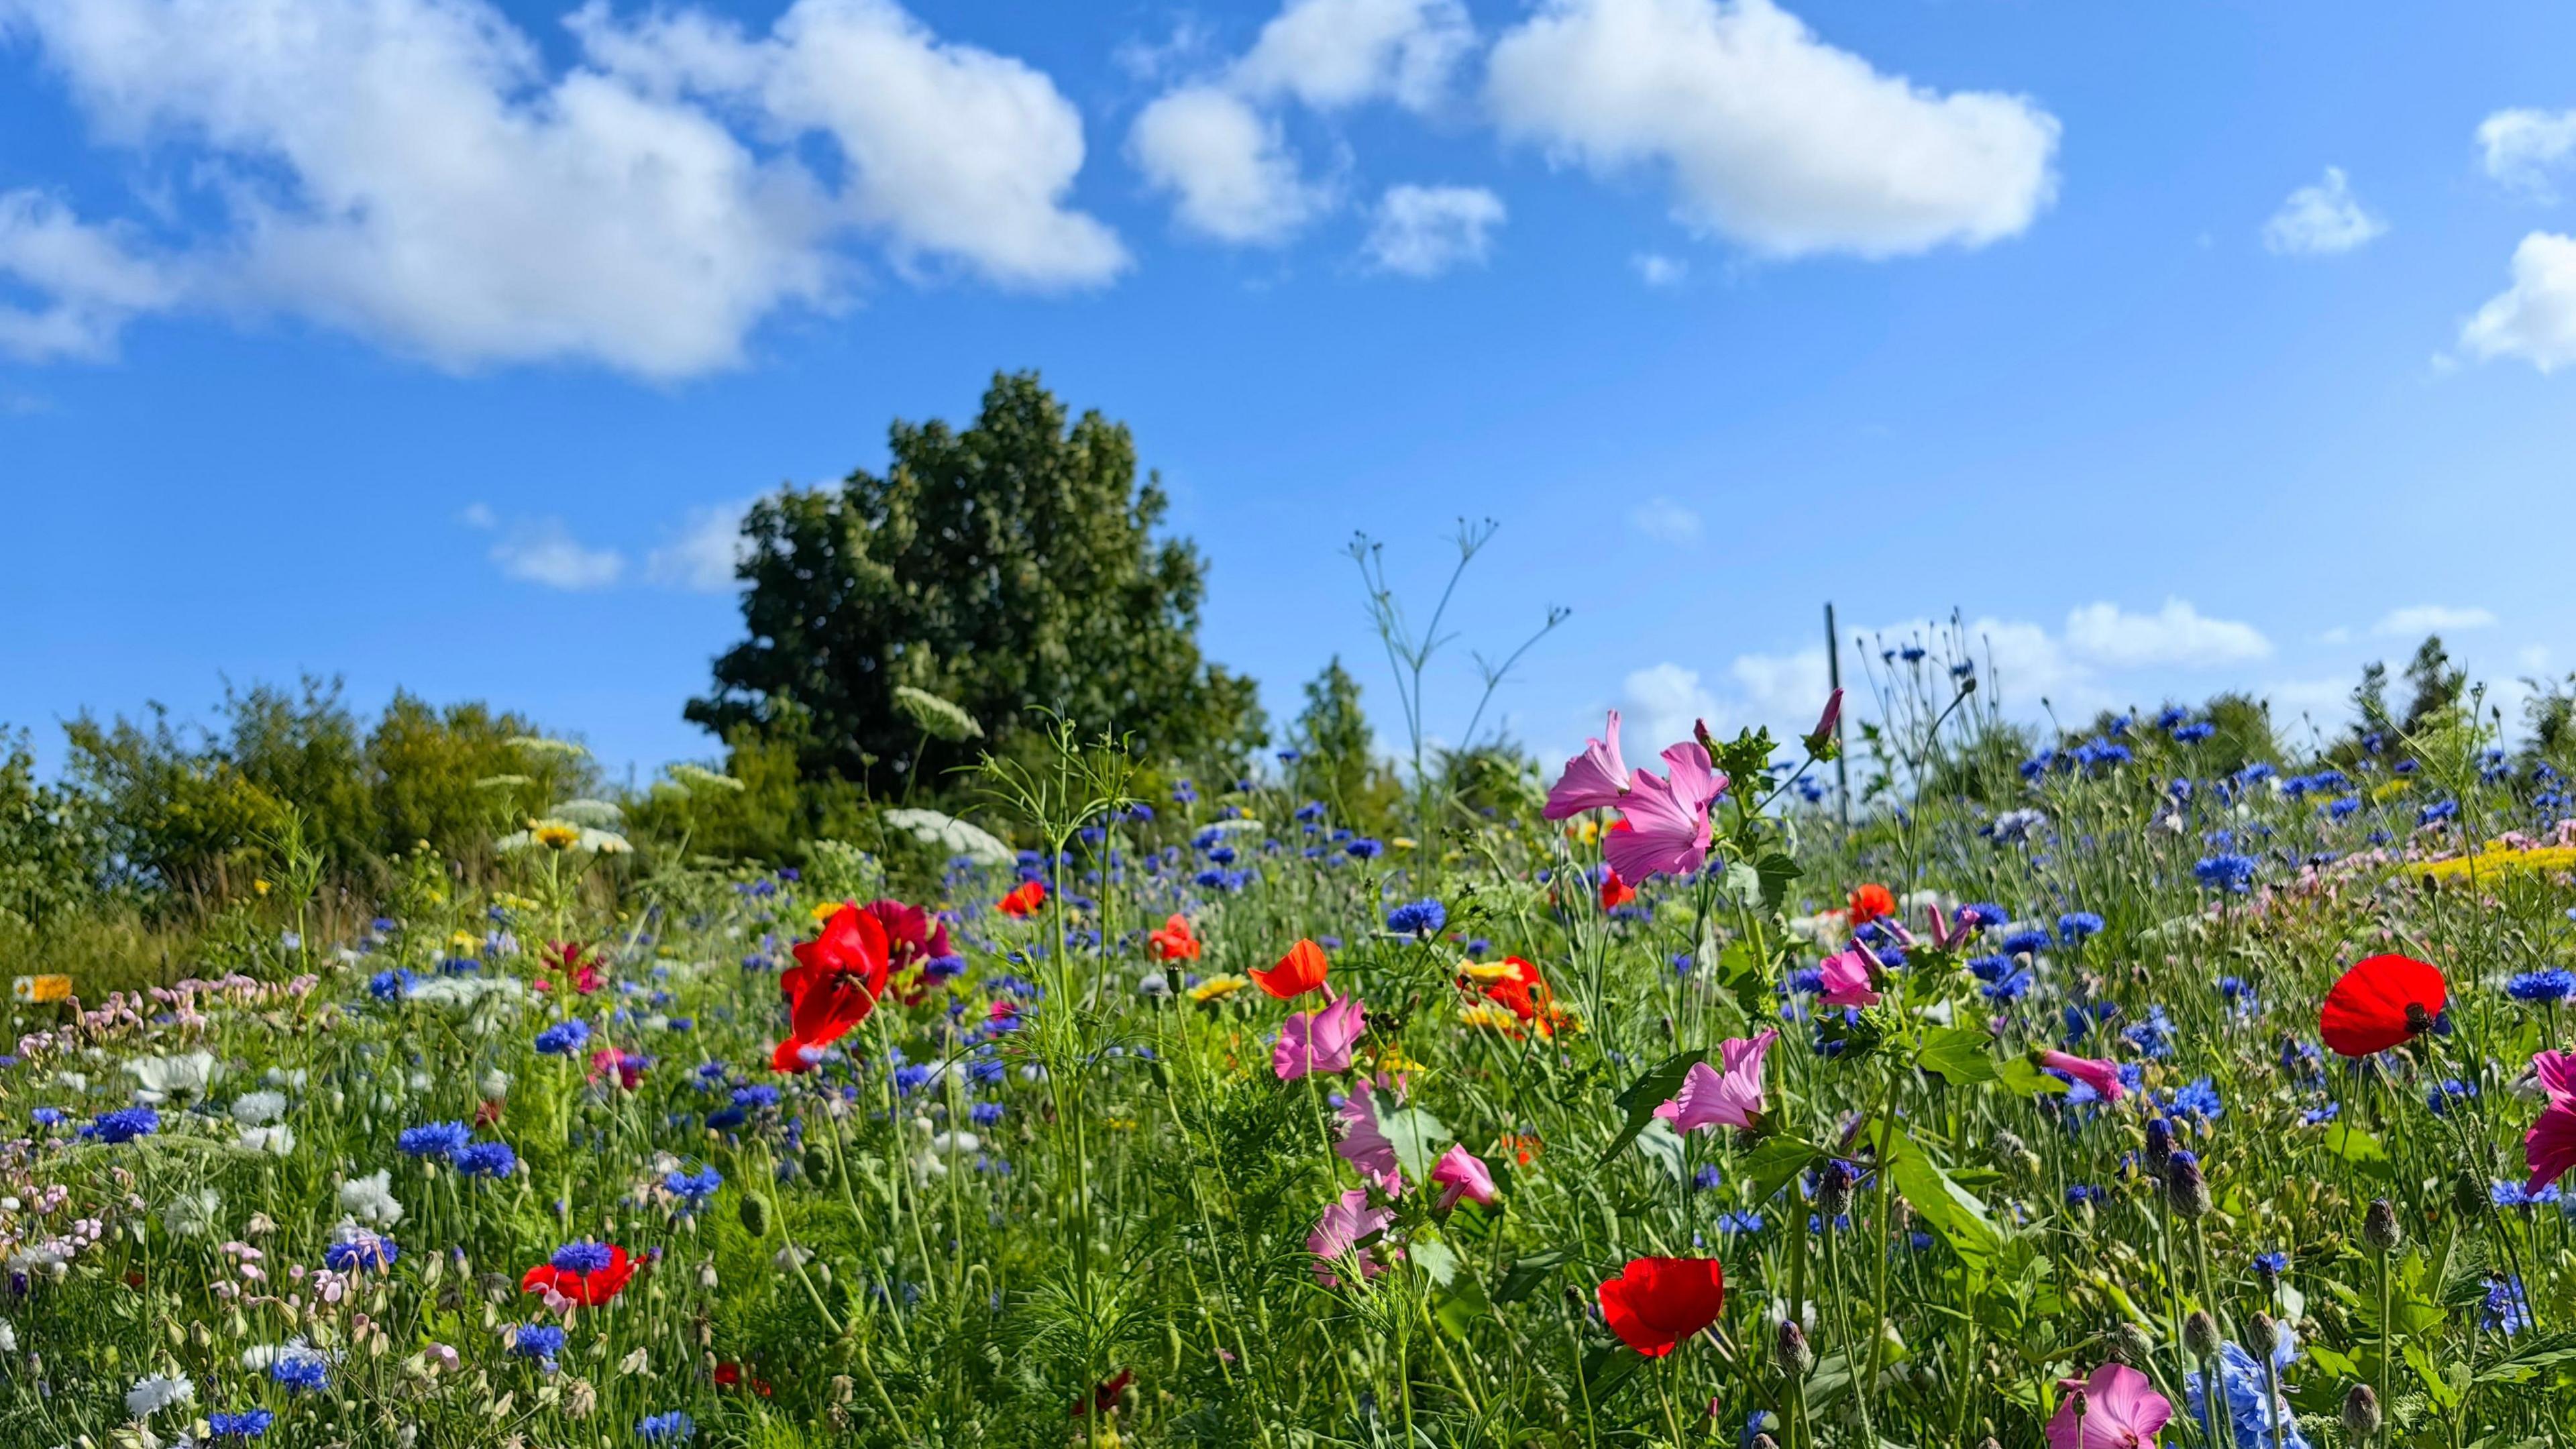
[1567, 820, 1601, 845]
[1458, 1002, 1520, 1032]
[1375, 1044, 1424, 1075]
[812, 900, 845, 923]
[2370, 780, 2412, 803]
[1391, 837, 1417, 851]
[449, 932, 481, 953]
[2418, 843, 2576, 882]
[1188, 974, 1250, 1004]
[252, 878, 271, 897]
[531, 820, 582, 851]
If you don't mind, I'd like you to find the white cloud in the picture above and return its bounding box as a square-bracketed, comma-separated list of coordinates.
[2459, 231, 2576, 372]
[2261, 166, 2385, 256]
[2518, 643, 2552, 673]
[490, 522, 627, 591]
[1128, 85, 1330, 245]
[1233, 0, 1473, 113]
[0, 191, 182, 362]
[0, 0, 1122, 378]
[2374, 604, 2497, 638]
[2061, 599, 2271, 669]
[1362, 184, 1504, 275]
[2479, 108, 2576, 200]
[1485, 0, 2059, 259]
[1628, 494, 1703, 543]
[459, 502, 498, 531]
[1621, 661, 1723, 751]
[1630, 252, 1688, 286]
[645, 499, 755, 593]
[2263, 676, 2353, 729]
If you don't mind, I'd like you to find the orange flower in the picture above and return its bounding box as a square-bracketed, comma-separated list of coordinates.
[997, 880, 1046, 918]
[1252, 938, 1330, 1000]
[1466, 956, 1575, 1038]
[1148, 914, 1202, 962]
[1847, 883, 1896, 925]
[1597, 869, 1637, 911]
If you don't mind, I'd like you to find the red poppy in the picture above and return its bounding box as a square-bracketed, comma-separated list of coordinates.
[520, 1245, 637, 1306]
[997, 881, 1046, 918]
[1252, 938, 1330, 999]
[1069, 1368, 1134, 1418]
[2320, 953, 2448, 1057]
[1597, 1256, 1726, 1358]
[1149, 914, 1203, 962]
[865, 898, 956, 1006]
[1847, 883, 1896, 926]
[770, 904, 892, 1073]
[714, 1362, 774, 1397]
[474, 1098, 504, 1127]
[1597, 869, 1638, 911]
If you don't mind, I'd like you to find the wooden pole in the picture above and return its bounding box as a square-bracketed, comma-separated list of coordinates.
[1826, 602, 1849, 831]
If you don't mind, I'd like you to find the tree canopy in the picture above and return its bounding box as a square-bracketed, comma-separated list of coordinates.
[686, 372, 1263, 794]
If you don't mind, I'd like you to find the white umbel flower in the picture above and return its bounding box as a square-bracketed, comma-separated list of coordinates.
[338, 1169, 404, 1227]
[125, 1371, 195, 1419]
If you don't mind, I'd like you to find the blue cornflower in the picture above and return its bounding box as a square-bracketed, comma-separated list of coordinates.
[2172, 722, 2216, 745]
[368, 969, 412, 1002]
[665, 1165, 722, 1210]
[2302, 1102, 2341, 1125]
[1716, 1210, 1764, 1235]
[2428, 1078, 2479, 1115]
[1691, 1165, 1723, 1191]
[2485, 1275, 2532, 1335]
[731, 1084, 779, 1110]
[458, 1141, 517, 1179]
[969, 1101, 1005, 1127]
[510, 1324, 566, 1361]
[1981, 968, 2033, 1002]
[270, 1349, 329, 1393]
[83, 1107, 160, 1144]
[2065, 1184, 2106, 1205]
[2123, 1006, 2176, 1059]
[324, 1231, 398, 1273]
[1386, 899, 1446, 937]
[2253, 1250, 2289, 1279]
[398, 1121, 472, 1159]
[1968, 953, 2012, 982]
[2193, 853, 2257, 894]
[2057, 912, 2106, 943]
[2000, 928, 2051, 957]
[638, 1411, 698, 1443]
[2492, 1180, 2563, 1210]
[2507, 969, 2576, 1004]
[30, 1106, 64, 1128]
[894, 1065, 934, 1097]
[2165, 1077, 2223, 1122]
[1957, 903, 2008, 930]
[534, 1018, 591, 1055]
[550, 1240, 615, 1274]
[207, 1409, 274, 1440]
[2326, 794, 2361, 820]
[2186, 1342, 2309, 1449]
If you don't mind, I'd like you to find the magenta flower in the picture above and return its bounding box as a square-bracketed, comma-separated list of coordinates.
[1817, 949, 1880, 1010]
[2038, 1049, 2127, 1103]
[1544, 710, 1633, 819]
[1654, 1030, 1778, 1134]
[1602, 742, 1728, 882]
[1273, 995, 1367, 1081]
[1307, 1189, 1395, 1285]
[1429, 1144, 1497, 1211]
[1805, 688, 1844, 751]
[2045, 1362, 2171, 1449]
[2534, 1049, 2576, 1104]
[2526, 1051, 2576, 1195]
[1336, 1079, 1404, 1195]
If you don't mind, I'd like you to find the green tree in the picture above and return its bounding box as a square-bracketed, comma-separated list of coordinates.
[0, 728, 108, 927]
[686, 372, 1265, 796]
[2401, 635, 2466, 733]
[1287, 657, 1401, 826]
[366, 692, 572, 863]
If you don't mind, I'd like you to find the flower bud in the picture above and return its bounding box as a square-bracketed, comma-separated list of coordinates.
[2110, 1322, 2155, 1367]
[737, 1193, 771, 1239]
[2143, 1117, 2175, 1175]
[2364, 1198, 2403, 1254]
[2451, 1168, 2487, 1219]
[1815, 1160, 1858, 1219]
[1776, 1319, 1814, 1377]
[2184, 1310, 2220, 1362]
[2342, 1383, 2381, 1440]
[2247, 1313, 2279, 1360]
[2165, 1150, 2210, 1220]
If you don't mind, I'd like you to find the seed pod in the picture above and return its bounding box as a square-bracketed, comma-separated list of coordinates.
[802, 1146, 835, 1185]
[2342, 1383, 2381, 1440]
[2184, 1310, 2220, 1362]
[2451, 1168, 2486, 1219]
[738, 1193, 771, 1238]
[2364, 1198, 2403, 1254]
[1776, 1319, 1814, 1377]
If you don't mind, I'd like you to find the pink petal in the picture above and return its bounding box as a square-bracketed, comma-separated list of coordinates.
[1544, 711, 1632, 819]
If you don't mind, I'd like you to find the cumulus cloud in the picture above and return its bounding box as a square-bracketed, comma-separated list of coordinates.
[1485, 0, 2059, 259]
[1126, 0, 1471, 246]
[1630, 252, 1688, 286]
[2261, 167, 2385, 256]
[2061, 599, 2271, 669]
[645, 499, 755, 593]
[2479, 108, 2576, 200]
[2374, 604, 2497, 637]
[1621, 661, 1723, 753]
[489, 522, 627, 591]
[1362, 184, 1504, 275]
[2459, 232, 2576, 372]
[1628, 495, 1703, 543]
[0, 191, 182, 362]
[0, 0, 1123, 376]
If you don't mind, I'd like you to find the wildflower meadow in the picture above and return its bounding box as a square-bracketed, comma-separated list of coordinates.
[7, 609, 2576, 1449]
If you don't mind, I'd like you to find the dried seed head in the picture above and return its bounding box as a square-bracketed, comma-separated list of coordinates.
[2364, 1198, 2403, 1254]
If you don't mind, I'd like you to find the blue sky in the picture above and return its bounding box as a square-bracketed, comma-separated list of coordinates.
[5, 0, 2574, 782]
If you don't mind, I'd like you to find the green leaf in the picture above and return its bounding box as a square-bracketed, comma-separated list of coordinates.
[1409, 1237, 1460, 1287]
[1739, 1134, 1827, 1206]
[1433, 1273, 1491, 1340]
[1579, 1343, 1647, 1403]
[1753, 851, 1801, 913]
[1917, 1026, 2000, 1084]
[1493, 1249, 1572, 1305]
[1597, 1049, 1706, 1165]
[1873, 1120, 2003, 1271]
[2322, 1122, 2387, 1163]
[2475, 1330, 2576, 1385]
[1635, 1118, 1690, 1183]
[1379, 1106, 1453, 1182]
[1997, 1056, 2070, 1096]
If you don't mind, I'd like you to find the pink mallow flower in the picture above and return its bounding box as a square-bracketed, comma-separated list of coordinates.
[1817, 949, 1881, 1010]
[1307, 1189, 1395, 1285]
[1602, 742, 1727, 881]
[1429, 1144, 1497, 1212]
[1335, 1079, 1404, 1195]
[2526, 1050, 2576, 1195]
[2038, 1050, 2127, 1103]
[2045, 1362, 2171, 1449]
[1544, 710, 1633, 819]
[1654, 1030, 1778, 1134]
[1273, 996, 1367, 1081]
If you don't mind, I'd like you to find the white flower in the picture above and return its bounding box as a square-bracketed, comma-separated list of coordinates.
[262, 1067, 308, 1091]
[125, 1371, 195, 1419]
[126, 1052, 219, 1104]
[480, 1069, 511, 1099]
[0, 1321, 16, 1352]
[237, 1124, 296, 1157]
[161, 1188, 222, 1240]
[338, 1170, 404, 1227]
[230, 1091, 288, 1126]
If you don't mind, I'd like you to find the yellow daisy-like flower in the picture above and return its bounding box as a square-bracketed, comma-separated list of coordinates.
[2418, 843, 2576, 882]
[1187, 973, 1250, 1004]
[2369, 779, 2412, 803]
[531, 820, 582, 851]
[812, 900, 847, 923]
[1391, 837, 1417, 851]
[1566, 820, 1601, 845]
[1376, 1044, 1424, 1075]
[1458, 1002, 1521, 1032]
[1458, 959, 1519, 985]
[449, 932, 481, 954]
